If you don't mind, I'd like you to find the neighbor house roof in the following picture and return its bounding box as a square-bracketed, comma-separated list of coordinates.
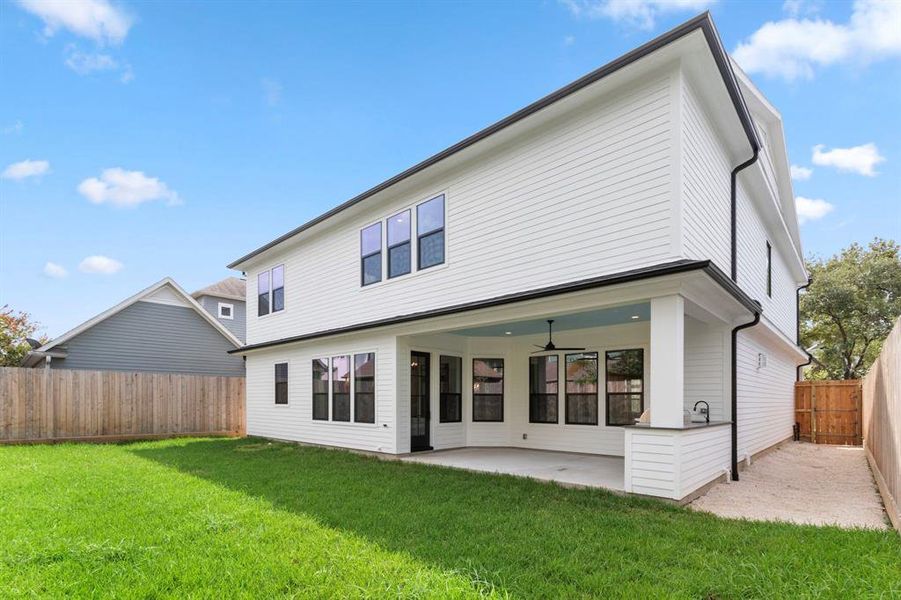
[22, 278, 242, 367]
[191, 277, 246, 302]
[227, 11, 759, 271]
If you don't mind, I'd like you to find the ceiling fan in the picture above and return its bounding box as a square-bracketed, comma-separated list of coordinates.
[532, 319, 586, 354]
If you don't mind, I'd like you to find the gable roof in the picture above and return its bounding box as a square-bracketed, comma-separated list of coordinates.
[227, 11, 758, 271]
[191, 276, 246, 302]
[37, 278, 243, 354]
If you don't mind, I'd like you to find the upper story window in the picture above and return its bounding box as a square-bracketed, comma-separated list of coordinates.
[218, 302, 234, 320]
[361, 223, 382, 286]
[766, 241, 772, 298]
[387, 210, 411, 279]
[417, 194, 445, 270]
[257, 265, 285, 317]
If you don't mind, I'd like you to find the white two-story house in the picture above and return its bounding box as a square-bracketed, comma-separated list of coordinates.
[228, 13, 808, 502]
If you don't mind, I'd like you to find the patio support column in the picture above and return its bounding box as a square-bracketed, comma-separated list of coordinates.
[649, 295, 684, 428]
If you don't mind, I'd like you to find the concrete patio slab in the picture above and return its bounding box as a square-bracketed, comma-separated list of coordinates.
[401, 447, 624, 491]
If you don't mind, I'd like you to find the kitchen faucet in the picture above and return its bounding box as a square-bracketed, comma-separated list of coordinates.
[693, 400, 710, 424]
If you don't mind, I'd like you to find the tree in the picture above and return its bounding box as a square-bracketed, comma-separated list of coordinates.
[0, 306, 47, 367]
[800, 238, 901, 380]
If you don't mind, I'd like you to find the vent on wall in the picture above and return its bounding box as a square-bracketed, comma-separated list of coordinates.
[757, 353, 767, 369]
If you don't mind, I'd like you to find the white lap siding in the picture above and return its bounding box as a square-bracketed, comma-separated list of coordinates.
[735, 327, 796, 460]
[244, 70, 676, 346]
[244, 332, 397, 453]
[683, 316, 727, 421]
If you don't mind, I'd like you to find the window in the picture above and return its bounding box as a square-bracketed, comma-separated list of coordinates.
[332, 355, 351, 422]
[439, 355, 462, 423]
[766, 241, 772, 298]
[417, 195, 445, 270]
[529, 355, 558, 423]
[274, 363, 288, 405]
[312, 358, 329, 420]
[354, 353, 375, 423]
[566, 352, 598, 425]
[472, 358, 503, 422]
[257, 271, 270, 316]
[257, 265, 285, 316]
[218, 302, 234, 320]
[605, 349, 644, 426]
[272, 265, 285, 312]
[361, 223, 382, 286]
[387, 210, 411, 278]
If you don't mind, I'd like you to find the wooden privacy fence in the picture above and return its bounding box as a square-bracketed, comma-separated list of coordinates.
[794, 380, 862, 446]
[0, 367, 245, 444]
[863, 318, 901, 532]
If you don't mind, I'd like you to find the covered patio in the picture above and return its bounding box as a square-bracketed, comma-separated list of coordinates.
[402, 447, 625, 490]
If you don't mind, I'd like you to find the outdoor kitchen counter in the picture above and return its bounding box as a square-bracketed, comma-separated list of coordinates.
[623, 421, 732, 430]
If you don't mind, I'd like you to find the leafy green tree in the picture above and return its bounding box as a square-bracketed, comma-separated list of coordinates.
[800, 239, 901, 379]
[0, 306, 47, 367]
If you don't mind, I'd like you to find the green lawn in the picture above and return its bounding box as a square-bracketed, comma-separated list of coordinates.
[0, 438, 898, 599]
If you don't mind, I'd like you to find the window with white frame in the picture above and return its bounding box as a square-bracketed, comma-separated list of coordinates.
[257, 265, 285, 316]
[218, 302, 234, 320]
[312, 353, 376, 424]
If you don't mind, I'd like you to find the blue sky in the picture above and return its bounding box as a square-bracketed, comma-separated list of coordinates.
[1, 0, 899, 337]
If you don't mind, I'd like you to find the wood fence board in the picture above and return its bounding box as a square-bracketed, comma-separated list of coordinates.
[0, 367, 245, 443]
[795, 380, 862, 446]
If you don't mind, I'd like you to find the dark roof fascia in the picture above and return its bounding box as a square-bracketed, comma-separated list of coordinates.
[227, 12, 757, 270]
[230, 259, 758, 354]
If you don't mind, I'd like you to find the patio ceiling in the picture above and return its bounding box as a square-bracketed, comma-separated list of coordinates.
[449, 302, 650, 337]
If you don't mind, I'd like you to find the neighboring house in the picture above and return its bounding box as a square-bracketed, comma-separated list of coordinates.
[227, 14, 808, 502]
[22, 278, 245, 377]
[191, 276, 247, 343]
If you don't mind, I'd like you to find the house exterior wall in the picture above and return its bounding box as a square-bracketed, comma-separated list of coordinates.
[197, 294, 246, 342]
[245, 330, 397, 453]
[244, 69, 678, 346]
[684, 316, 728, 422]
[50, 300, 245, 376]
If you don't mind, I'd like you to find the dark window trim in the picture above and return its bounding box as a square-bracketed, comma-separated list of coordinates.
[766, 241, 772, 298]
[230, 260, 759, 354]
[360, 223, 382, 287]
[387, 210, 412, 279]
[604, 348, 645, 427]
[529, 355, 559, 424]
[331, 354, 351, 422]
[258, 265, 285, 316]
[472, 357, 504, 423]
[416, 195, 445, 271]
[564, 352, 599, 426]
[312, 357, 329, 421]
[274, 362, 288, 405]
[439, 354, 463, 423]
[353, 352, 376, 424]
[257, 271, 270, 317]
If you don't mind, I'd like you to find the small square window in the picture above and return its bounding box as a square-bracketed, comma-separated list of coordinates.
[218, 302, 234, 320]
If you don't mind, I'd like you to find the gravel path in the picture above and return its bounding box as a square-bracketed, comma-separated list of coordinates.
[690, 442, 888, 529]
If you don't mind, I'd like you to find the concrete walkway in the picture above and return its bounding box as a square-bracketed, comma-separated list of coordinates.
[691, 442, 888, 529]
[402, 447, 625, 490]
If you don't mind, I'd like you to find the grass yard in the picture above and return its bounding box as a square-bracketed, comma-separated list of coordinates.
[1, 438, 898, 599]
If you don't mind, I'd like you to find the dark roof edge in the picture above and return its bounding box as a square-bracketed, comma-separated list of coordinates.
[229, 259, 758, 354]
[228, 11, 757, 270]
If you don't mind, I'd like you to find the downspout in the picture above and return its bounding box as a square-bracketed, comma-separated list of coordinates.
[731, 308, 760, 481]
[730, 149, 760, 281]
[796, 277, 812, 381]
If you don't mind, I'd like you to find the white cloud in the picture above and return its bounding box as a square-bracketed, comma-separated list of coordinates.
[16, 0, 133, 45]
[261, 78, 282, 107]
[2, 121, 24, 135]
[77, 168, 181, 207]
[563, 35, 576, 46]
[43, 262, 68, 279]
[733, 0, 901, 81]
[1, 159, 50, 180]
[812, 143, 885, 176]
[559, 0, 715, 29]
[790, 164, 813, 181]
[64, 45, 117, 74]
[782, 0, 821, 18]
[795, 196, 834, 224]
[78, 255, 123, 275]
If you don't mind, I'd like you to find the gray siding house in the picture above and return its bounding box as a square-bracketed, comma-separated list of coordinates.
[23, 278, 244, 376]
[191, 277, 246, 343]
